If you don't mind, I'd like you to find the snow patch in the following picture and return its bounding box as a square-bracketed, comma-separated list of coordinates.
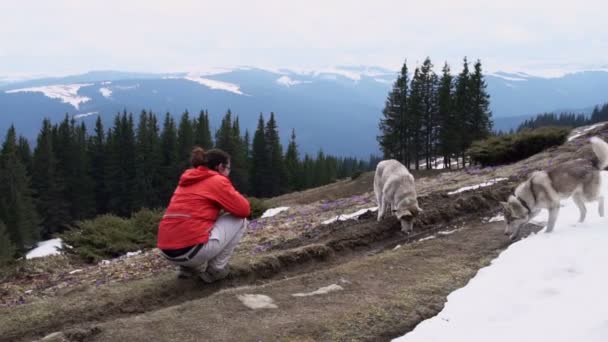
[276, 75, 310, 87]
[322, 207, 378, 225]
[237, 294, 278, 309]
[394, 172, 608, 342]
[99, 87, 112, 98]
[568, 122, 607, 141]
[26, 238, 63, 259]
[261, 207, 290, 218]
[488, 214, 505, 222]
[292, 284, 344, 297]
[174, 73, 246, 95]
[447, 178, 508, 195]
[418, 235, 436, 242]
[74, 111, 98, 119]
[6, 84, 93, 109]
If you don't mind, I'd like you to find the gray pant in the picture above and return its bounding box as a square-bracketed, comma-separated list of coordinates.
[167, 214, 247, 271]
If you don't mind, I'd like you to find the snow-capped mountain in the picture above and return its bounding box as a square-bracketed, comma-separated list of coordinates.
[1, 67, 608, 157]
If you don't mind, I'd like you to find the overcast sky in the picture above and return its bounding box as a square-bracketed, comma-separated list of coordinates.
[1, 0, 607, 78]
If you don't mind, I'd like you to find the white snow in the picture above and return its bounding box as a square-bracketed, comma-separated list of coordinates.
[292, 284, 344, 297]
[394, 171, 608, 342]
[73, 111, 98, 119]
[174, 73, 246, 95]
[322, 207, 378, 225]
[276, 75, 309, 87]
[488, 214, 505, 222]
[261, 206, 290, 218]
[417, 235, 436, 242]
[26, 238, 63, 259]
[447, 178, 508, 195]
[237, 294, 278, 309]
[568, 122, 607, 141]
[6, 83, 93, 109]
[99, 87, 112, 98]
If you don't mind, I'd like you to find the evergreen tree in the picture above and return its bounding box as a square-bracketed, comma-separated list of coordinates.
[88, 116, 107, 213]
[159, 112, 179, 206]
[105, 112, 137, 216]
[378, 59, 410, 165]
[418, 57, 439, 169]
[453, 57, 472, 165]
[437, 62, 456, 168]
[70, 121, 95, 220]
[468, 59, 493, 141]
[176, 110, 194, 171]
[17, 136, 32, 174]
[194, 110, 213, 149]
[0, 125, 39, 252]
[250, 114, 269, 197]
[284, 128, 301, 191]
[408, 67, 424, 170]
[134, 111, 163, 209]
[265, 112, 287, 196]
[31, 119, 69, 237]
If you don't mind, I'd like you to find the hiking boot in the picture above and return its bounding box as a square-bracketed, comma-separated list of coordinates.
[177, 264, 205, 279]
[177, 266, 195, 279]
[199, 265, 230, 283]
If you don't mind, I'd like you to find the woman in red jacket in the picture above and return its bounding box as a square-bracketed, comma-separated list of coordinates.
[157, 147, 250, 283]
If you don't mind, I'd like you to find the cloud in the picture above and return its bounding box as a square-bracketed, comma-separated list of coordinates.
[0, 0, 607, 76]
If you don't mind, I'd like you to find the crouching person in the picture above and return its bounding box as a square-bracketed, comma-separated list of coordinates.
[157, 147, 250, 283]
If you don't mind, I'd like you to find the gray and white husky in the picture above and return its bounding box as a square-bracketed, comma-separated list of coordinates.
[502, 136, 608, 240]
[374, 159, 422, 233]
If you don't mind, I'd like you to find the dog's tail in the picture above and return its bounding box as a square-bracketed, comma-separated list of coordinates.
[590, 136, 608, 170]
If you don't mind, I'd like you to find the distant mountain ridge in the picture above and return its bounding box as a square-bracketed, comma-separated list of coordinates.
[1, 67, 608, 157]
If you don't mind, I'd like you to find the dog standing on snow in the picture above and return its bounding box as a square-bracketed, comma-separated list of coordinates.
[374, 159, 422, 233]
[502, 136, 608, 240]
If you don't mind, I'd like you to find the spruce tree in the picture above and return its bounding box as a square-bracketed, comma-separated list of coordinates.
[134, 111, 163, 209]
[105, 112, 137, 216]
[17, 136, 32, 175]
[194, 110, 213, 149]
[265, 112, 287, 196]
[88, 116, 107, 214]
[453, 57, 472, 165]
[31, 119, 69, 237]
[159, 112, 179, 206]
[378, 59, 410, 165]
[284, 128, 301, 191]
[437, 62, 456, 168]
[468, 59, 493, 141]
[418, 57, 439, 169]
[408, 67, 424, 170]
[0, 125, 40, 252]
[177, 110, 194, 171]
[250, 114, 268, 197]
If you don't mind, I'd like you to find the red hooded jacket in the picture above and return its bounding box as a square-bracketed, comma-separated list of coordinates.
[157, 166, 250, 249]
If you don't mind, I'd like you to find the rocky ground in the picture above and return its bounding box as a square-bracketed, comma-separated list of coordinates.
[1, 123, 606, 342]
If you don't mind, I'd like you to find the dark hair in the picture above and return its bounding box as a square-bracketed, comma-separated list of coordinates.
[191, 146, 206, 167]
[190, 146, 230, 171]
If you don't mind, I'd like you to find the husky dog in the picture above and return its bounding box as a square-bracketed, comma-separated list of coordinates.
[502, 136, 608, 240]
[374, 159, 422, 233]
